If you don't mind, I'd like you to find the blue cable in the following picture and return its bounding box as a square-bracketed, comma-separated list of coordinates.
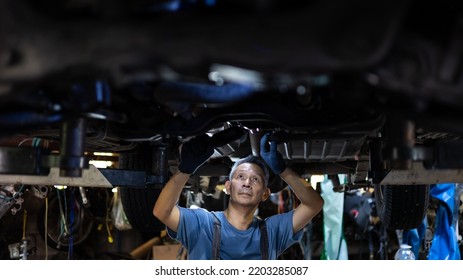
[68, 190, 74, 259]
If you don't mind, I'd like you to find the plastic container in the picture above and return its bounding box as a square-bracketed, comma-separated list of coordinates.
[394, 244, 416, 260]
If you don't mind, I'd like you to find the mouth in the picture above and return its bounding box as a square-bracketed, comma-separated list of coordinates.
[238, 191, 252, 197]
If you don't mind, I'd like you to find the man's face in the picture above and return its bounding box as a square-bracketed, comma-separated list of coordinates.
[226, 163, 270, 206]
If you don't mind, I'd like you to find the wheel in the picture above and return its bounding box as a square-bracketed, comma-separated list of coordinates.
[119, 187, 164, 233]
[118, 145, 166, 233]
[374, 184, 429, 230]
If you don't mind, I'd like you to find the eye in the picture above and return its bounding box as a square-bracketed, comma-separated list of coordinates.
[251, 176, 262, 184]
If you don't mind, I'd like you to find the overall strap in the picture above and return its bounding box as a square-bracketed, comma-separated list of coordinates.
[211, 212, 221, 260]
[259, 219, 269, 260]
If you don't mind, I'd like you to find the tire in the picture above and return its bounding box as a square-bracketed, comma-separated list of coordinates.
[118, 146, 166, 233]
[374, 184, 429, 230]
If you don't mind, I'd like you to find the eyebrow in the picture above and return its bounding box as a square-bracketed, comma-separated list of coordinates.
[234, 170, 264, 181]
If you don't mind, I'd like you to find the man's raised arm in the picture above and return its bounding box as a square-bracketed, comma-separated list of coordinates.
[260, 133, 324, 233]
[153, 135, 214, 232]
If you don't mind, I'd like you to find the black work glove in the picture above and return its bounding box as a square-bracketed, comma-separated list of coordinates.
[178, 134, 214, 174]
[260, 132, 286, 175]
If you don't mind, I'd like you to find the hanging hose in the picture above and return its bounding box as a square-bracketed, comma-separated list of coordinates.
[22, 210, 27, 240]
[56, 189, 69, 244]
[20, 210, 28, 260]
[45, 196, 48, 260]
[68, 190, 74, 260]
[105, 190, 114, 244]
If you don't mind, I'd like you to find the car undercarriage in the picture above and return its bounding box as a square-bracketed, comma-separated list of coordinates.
[1, 0, 463, 237]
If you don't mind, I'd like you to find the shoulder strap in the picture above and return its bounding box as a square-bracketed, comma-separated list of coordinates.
[259, 219, 269, 260]
[211, 212, 221, 260]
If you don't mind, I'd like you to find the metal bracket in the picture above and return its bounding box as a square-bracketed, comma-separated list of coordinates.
[0, 165, 111, 187]
[380, 162, 463, 185]
[0, 165, 165, 188]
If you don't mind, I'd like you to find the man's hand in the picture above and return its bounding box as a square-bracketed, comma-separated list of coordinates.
[178, 134, 214, 174]
[260, 132, 286, 175]
[260, 132, 324, 234]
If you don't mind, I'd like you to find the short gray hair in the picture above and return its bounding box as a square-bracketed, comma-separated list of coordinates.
[229, 155, 270, 186]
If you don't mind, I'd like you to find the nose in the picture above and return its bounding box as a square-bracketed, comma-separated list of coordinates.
[241, 178, 252, 188]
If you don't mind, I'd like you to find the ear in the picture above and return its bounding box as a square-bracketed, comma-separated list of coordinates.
[261, 187, 271, 201]
[224, 180, 231, 195]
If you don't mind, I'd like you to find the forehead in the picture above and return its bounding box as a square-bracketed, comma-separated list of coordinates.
[234, 163, 265, 177]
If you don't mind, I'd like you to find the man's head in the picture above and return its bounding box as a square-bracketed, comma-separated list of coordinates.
[229, 155, 270, 187]
[225, 155, 271, 206]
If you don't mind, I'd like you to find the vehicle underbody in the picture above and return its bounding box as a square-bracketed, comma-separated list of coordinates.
[1, 0, 463, 233]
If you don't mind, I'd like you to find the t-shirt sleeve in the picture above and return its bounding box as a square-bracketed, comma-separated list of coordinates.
[166, 206, 210, 250]
[265, 210, 303, 256]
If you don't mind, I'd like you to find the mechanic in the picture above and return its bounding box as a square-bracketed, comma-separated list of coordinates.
[153, 132, 324, 260]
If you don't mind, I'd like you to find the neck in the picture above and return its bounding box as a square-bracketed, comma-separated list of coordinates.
[224, 203, 258, 230]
